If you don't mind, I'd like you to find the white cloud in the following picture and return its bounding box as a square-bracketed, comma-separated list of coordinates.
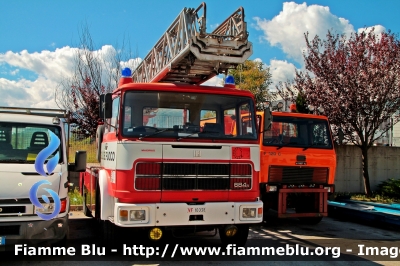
[357, 25, 386, 35]
[254, 2, 354, 63]
[201, 75, 224, 87]
[0, 46, 141, 109]
[268, 59, 297, 90]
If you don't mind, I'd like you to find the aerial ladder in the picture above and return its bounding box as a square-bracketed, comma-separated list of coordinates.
[132, 2, 252, 84]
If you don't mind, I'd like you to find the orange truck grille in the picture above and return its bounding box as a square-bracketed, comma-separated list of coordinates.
[268, 166, 328, 184]
[135, 162, 252, 190]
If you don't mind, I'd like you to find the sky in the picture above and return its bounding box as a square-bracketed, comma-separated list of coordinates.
[1, 0, 399, 109]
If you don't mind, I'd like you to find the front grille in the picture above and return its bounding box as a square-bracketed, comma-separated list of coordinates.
[0, 206, 26, 214]
[269, 166, 328, 184]
[162, 177, 230, 190]
[0, 225, 20, 235]
[163, 163, 230, 190]
[135, 162, 252, 190]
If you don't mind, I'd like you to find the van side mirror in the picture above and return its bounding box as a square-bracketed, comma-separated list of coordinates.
[68, 151, 87, 172]
[263, 107, 272, 131]
[99, 93, 112, 119]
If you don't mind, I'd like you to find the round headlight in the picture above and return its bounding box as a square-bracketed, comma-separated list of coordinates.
[308, 105, 315, 111]
[317, 107, 324, 113]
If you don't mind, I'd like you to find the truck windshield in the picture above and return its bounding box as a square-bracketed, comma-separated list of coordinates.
[0, 123, 63, 163]
[122, 91, 257, 140]
[263, 116, 333, 149]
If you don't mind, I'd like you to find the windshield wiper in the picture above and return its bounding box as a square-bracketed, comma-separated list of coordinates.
[303, 143, 318, 151]
[276, 143, 292, 150]
[139, 129, 173, 140]
[177, 131, 202, 141]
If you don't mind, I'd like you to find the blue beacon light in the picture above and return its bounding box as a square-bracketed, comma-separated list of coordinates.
[122, 67, 132, 77]
[224, 75, 236, 88]
[119, 67, 133, 86]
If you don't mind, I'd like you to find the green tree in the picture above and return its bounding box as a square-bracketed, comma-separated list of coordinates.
[229, 60, 273, 110]
[295, 92, 308, 113]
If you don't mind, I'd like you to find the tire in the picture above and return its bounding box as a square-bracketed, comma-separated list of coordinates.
[95, 181, 116, 248]
[96, 125, 105, 162]
[99, 220, 116, 248]
[219, 225, 249, 247]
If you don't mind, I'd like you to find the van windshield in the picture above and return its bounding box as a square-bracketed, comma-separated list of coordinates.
[263, 116, 333, 149]
[0, 123, 63, 164]
[121, 91, 257, 140]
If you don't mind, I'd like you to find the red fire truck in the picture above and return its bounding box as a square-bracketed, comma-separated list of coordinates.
[80, 3, 269, 246]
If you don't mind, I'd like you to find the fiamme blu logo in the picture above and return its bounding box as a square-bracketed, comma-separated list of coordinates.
[29, 130, 61, 221]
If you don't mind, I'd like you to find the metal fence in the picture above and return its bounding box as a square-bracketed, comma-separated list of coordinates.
[68, 132, 97, 163]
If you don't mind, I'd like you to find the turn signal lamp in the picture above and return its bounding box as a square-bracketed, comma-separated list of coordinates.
[119, 209, 128, 221]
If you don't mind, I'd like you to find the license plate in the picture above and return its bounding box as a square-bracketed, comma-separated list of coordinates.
[194, 207, 205, 213]
[187, 207, 206, 213]
[0, 236, 5, 245]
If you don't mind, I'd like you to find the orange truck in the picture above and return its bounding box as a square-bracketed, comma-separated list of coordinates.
[256, 106, 336, 224]
[224, 105, 336, 224]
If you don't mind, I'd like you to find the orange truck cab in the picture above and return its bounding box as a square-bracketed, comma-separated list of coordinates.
[256, 107, 336, 224]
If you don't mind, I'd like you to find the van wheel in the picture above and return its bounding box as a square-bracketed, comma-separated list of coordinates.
[96, 125, 105, 162]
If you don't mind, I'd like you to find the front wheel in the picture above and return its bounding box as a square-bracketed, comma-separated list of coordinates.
[219, 225, 249, 247]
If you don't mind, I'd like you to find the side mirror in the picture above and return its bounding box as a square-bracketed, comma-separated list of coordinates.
[263, 107, 272, 131]
[68, 151, 87, 172]
[99, 93, 112, 119]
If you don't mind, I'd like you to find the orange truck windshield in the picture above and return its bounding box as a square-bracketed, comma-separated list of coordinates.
[263, 116, 333, 149]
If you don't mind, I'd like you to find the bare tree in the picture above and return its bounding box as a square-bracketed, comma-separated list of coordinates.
[276, 28, 400, 195]
[55, 23, 137, 137]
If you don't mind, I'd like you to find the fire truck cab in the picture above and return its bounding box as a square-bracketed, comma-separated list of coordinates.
[80, 3, 267, 245]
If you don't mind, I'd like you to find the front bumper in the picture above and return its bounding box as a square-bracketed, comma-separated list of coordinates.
[112, 201, 263, 227]
[0, 215, 68, 246]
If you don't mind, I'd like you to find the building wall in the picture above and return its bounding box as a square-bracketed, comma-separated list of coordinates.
[335, 145, 400, 193]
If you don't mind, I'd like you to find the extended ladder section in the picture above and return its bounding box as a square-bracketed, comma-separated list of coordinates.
[132, 2, 252, 84]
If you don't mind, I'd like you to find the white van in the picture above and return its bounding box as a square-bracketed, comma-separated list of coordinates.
[0, 107, 86, 246]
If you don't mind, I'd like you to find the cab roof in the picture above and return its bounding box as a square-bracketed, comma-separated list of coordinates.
[114, 82, 256, 98]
